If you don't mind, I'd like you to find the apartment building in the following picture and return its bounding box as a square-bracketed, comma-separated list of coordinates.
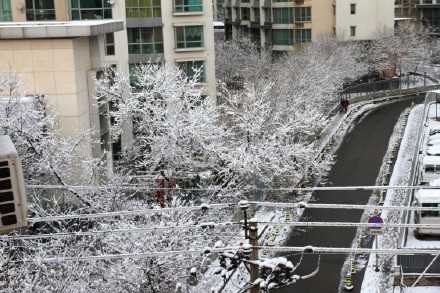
[0, 0, 216, 167]
[414, 0, 440, 32]
[224, 0, 394, 51]
[335, 0, 394, 40]
[126, 0, 216, 99]
[395, 0, 417, 18]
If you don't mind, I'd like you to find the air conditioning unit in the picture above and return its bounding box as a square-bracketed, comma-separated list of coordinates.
[0, 136, 27, 234]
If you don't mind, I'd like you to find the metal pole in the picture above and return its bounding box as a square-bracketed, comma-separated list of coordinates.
[249, 222, 259, 293]
[375, 235, 380, 272]
[424, 72, 427, 87]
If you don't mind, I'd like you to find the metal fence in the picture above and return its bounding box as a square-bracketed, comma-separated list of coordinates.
[341, 73, 431, 100]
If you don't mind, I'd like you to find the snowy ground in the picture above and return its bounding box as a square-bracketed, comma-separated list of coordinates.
[361, 104, 425, 293]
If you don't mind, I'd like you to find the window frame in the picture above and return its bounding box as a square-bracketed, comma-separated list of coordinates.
[70, 0, 113, 20]
[174, 0, 203, 13]
[127, 27, 164, 55]
[0, 0, 12, 21]
[350, 25, 356, 37]
[126, 0, 161, 18]
[350, 3, 356, 15]
[175, 25, 204, 49]
[26, 0, 56, 21]
[104, 33, 115, 56]
[177, 60, 206, 83]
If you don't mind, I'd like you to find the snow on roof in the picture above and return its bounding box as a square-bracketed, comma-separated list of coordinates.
[423, 155, 440, 165]
[415, 189, 440, 203]
[427, 145, 440, 155]
[0, 20, 124, 39]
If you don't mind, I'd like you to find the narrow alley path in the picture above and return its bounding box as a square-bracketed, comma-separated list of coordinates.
[275, 99, 416, 293]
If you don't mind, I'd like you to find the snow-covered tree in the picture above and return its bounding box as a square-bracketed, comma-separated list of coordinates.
[366, 23, 431, 74]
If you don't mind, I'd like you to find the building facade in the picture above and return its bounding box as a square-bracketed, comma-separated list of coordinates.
[415, 0, 440, 32]
[224, 0, 394, 51]
[0, 0, 217, 166]
[335, 0, 394, 40]
[126, 0, 216, 99]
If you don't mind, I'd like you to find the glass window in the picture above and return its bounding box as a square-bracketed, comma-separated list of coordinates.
[273, 8, 293, 24]
[294, 7, 311, 22]
[177, 60, 206, 83]
[105, 33, 115, 56]
[0, 0, 11, 21]
[350, 25, 356, 37]
[127, 27, 163, 55]
[26, 0, 55, 20]
[350, 3, 356, 15]
[175, 25, 204, 49]
[126, 0, 161, 18]
[174, 0, 203, 12]
[272, 29, 294, 45]
[421, 203, 440, 217]
[295, 28, 311, 43]
[70, 0, 113, 20]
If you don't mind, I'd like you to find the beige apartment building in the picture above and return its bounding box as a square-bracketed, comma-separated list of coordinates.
[0, 0, 216, 166]
[224, 0, 394, 51]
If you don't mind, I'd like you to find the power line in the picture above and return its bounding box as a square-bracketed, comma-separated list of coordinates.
[8, 220, 440, 242]
[251, 201, 440, 212]
[25, 201, 440, 224]
[0, 221, 241, 241]
[26, 184, 440, 192]
[260, 246, 440, 256]
[255, 221, 440, 229]
[28, 203, 234, 223]
[12, 246, 440, 265]
[14, 246, 241, 264]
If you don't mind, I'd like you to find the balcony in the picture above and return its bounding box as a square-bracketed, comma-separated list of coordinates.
[251, 0, 260, 7]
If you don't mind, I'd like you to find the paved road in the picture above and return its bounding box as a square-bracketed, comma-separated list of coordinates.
[274, 100, 416, 293]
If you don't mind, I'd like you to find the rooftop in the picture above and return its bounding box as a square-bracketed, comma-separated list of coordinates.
[0, 20, 124, 39]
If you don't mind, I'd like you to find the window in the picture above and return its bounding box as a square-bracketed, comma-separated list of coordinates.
[105, 33, 115, 56]
[174, 0, 203, 12]
[350, 3, 356, 15]
[421, 203, 440, 217]
[350, 25, 356, 37]
[272, 29, 294, 45]
[177, 60, 206, 83]
[295, 28, 311, 43]
[127, 27, 163, 54]
[26, 0, 55, 20]
[0, 0, 11, 21]
[126, 0, 161, 18]
[70, 0, 112, 20]
[241, 8, 250, 20]
[294, 7, 311, 22]
[175, 26, 204, 49]
[273, 8, 293, 24]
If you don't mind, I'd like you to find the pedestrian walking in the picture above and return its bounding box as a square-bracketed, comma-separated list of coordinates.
[341, 98, 349, 113]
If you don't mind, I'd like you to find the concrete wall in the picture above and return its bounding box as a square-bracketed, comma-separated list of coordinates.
[336, 0, 394, 40]
[311, 0, 335, 40]
[161, 0, 217, 101]
[0, 38, 95, 157]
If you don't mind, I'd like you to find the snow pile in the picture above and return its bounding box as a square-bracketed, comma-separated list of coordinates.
[361, 104, 425, 293]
